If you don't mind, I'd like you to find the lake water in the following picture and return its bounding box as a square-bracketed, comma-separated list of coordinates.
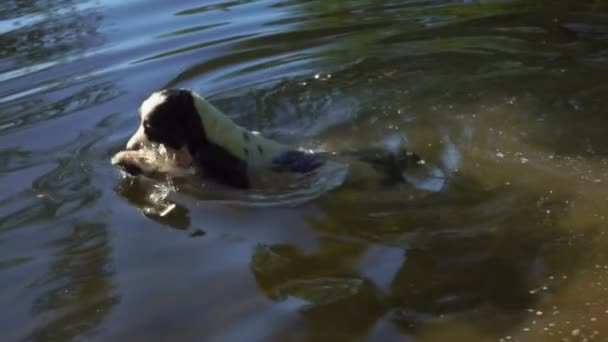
[3, 0, 608, 341]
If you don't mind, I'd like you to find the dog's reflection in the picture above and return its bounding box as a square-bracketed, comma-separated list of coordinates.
[115, 176, 191, 230]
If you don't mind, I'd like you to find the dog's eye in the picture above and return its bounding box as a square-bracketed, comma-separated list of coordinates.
[143, 121, 172, 145]
[143, 121, 162, 137]
[143, 119, 184, 150]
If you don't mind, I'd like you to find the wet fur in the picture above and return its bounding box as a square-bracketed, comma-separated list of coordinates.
[115, 89, 322, 188]
[113, 88, 421, 189]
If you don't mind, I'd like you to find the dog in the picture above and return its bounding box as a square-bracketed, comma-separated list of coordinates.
[112, 89, 420, 189]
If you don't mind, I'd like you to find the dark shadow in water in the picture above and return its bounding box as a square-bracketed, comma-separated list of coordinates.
[174, 0, 256, 16]
[248, 171, 590, 340]
[0, 66, 129, 342]
[5, 112, 122, 340]
[26, 222, 119, 342]
[250, 240, 385, 340]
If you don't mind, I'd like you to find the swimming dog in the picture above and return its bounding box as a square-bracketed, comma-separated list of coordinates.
[112, 89, 419, 188]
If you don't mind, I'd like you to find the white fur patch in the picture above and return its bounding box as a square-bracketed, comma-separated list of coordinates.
[140, 91, 167, 120]
[190, 93, 290, 167]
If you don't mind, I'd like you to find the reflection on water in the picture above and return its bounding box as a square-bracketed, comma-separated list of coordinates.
[27, 221, 118, 341]
[3, 0, 608, 340]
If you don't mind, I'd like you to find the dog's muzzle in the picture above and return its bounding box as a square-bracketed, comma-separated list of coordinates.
[126, 125, 149, 150]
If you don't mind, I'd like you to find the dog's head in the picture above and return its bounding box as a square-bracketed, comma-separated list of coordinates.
[119, 89, 250, 188]
[127, 89, 202, 152]
[115, 89, 202, 178]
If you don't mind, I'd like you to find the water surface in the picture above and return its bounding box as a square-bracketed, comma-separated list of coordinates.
[2, 0, 608, 341]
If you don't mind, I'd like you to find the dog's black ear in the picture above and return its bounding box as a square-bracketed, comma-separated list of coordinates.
[179, 90, 209, 155]
[143, 89, 196, 150]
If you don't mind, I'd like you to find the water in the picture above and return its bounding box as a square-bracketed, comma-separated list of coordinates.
[2, 0, 608, 340]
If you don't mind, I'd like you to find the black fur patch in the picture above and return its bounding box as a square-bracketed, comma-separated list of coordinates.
[143, 89, 250, 188]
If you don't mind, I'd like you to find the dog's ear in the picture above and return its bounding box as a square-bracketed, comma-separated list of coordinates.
[178, 90, 209, 155]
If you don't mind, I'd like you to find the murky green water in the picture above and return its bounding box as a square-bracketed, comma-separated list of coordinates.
[3, 0, 608, 341]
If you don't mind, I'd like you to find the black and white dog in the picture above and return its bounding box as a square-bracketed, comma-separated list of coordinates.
[112, 89, 419, 189]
